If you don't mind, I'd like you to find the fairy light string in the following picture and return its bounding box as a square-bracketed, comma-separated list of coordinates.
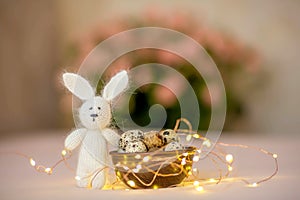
[108, 118, 278, 190]
[0, 149, 73, 175]
[0, 118, 278, 191]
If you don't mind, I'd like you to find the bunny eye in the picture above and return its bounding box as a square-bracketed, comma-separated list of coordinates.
[97, 107, 101, 110]
[89, 107, 93, 110]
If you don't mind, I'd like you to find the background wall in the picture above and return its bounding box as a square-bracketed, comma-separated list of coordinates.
[0, 0, 61, 136]
[0, 0, 299, 136]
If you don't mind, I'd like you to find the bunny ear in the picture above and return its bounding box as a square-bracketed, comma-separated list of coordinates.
[102, 70, 129, 101]
[62, 73, 95, 100]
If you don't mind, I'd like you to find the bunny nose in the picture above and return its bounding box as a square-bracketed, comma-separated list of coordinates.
[90, 114, 98, 118]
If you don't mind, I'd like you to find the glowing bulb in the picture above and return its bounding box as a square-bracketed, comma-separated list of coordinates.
[196, 186, 204, 192]
[188, 171, 192, 175]
[225, 154, 234, 163]
[273, 154, 278, 158]
[193, 168, 198, 172]
[181, 158, 186, 165]
[193, 181, 200, 186]
[116, 171, 122, 178]
[135, 154, 141, 159]
[193, 134, 200, 138]
[228, 166, 233, 171]
[61, 150, 67, 156]
[186, 134, 192, 142]
[132, 168, 140, 173]
[193, 156, 200, 162]
[248, 182, 258, 187]
[209, 178, 216, 183]
[123, 166, 129, 170]
[29, 158, 36, 167]
[136, 164, 142, 169]
[75, 176, 81, 181]
[44, 168, 52, 174]
[203, 140, 211, 148]
[153, 185, 159, 189]
[183, 152, 188, 157]
[127, 180, 136, 187]
[143, 156, 151, 162]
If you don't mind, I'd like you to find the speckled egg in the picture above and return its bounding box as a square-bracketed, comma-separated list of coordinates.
[119, 130, 144, 151]
[158, 129, 179, 145]
[125, 140, 148, 153]
[143, 131, 164, 150]
[164, 142, 184, 151]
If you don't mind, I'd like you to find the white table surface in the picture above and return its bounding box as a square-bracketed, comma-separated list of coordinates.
[0, 131, 299, 200]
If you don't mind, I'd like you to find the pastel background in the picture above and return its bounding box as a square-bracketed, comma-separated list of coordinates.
[0, 0, 299, 137]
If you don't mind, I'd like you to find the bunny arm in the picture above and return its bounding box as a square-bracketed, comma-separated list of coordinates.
[65, 128, 87, 151]
[102, 128, 120, 147]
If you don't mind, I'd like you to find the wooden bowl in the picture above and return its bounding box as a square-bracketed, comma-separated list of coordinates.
[110, 147, 195, 189]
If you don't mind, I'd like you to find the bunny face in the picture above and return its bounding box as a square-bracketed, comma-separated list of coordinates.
[63, 70, 129, 130]
[79, 96, 111, 129]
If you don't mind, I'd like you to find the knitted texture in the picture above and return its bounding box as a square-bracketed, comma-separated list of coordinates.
[62, 70, 128, 189]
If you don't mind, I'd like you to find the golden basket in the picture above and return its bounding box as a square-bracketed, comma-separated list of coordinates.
[110, 147, 196, 189]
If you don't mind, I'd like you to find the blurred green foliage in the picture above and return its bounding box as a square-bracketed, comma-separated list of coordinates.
[66, 10, 261, 130]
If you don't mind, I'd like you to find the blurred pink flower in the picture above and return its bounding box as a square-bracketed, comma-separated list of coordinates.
[61, 9, 262, 131]
[154, 75, 186, 107]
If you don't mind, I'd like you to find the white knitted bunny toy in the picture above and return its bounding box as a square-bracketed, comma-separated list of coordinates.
[63, 70, 128, 189]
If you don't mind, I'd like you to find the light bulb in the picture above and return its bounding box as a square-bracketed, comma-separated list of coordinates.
[61, 150, 67, 156]
[193, 181, 200, 186]
[196, 186, 204, 192]
[29, 158, 36, 167]
[193, 156, 200, 162]
[127, 180, 136, 187]
[143, 156, 151, 162]
[181, 158, 186, 165]
[44, 168, 52, 174]
[225, 154, 233, 163]
[248, 182, 258, 187]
